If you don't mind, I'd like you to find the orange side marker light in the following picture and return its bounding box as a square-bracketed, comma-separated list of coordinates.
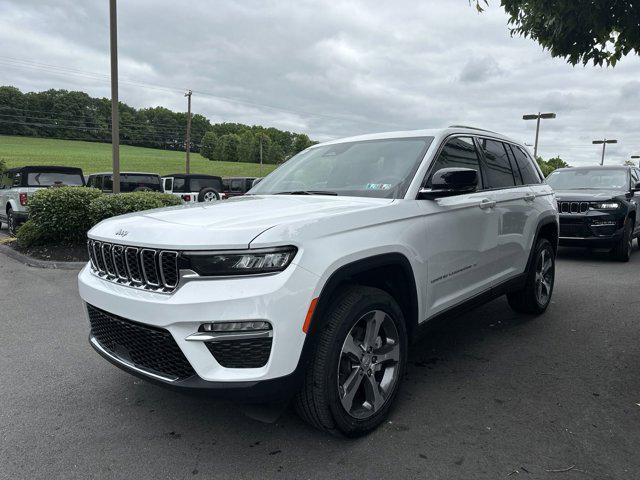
[302, 297, 318, 334]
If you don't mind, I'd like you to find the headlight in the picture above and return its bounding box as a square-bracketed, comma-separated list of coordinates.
[590, 201, 620, 210]
[182, 246, 297, 276]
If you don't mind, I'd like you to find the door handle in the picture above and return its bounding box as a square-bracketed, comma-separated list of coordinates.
[524, 193, 536, 202]
[479, 199, 496, 210]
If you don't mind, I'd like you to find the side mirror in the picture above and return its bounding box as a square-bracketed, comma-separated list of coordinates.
[418, 168, 478, 199]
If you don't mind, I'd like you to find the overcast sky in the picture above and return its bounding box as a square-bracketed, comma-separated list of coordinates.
[1, 0, 639, 166]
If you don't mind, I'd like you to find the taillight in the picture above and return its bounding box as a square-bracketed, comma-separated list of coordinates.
[182, 194, 191, 202]
[19, 193, 28, 206]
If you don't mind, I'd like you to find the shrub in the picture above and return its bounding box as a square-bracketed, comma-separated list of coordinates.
[27, 186, 102, 245]
[15, 220, 46, 248]
[89, 191, 182, 224]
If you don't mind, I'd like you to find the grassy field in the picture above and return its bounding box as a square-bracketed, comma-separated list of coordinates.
[0, 135, 277, 177]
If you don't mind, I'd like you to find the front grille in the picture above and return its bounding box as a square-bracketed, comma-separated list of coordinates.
[558, 201, 589, 214]
[205, 338, 272, 368]
[87, 239, 178, 292]
[88, 304, 195, 380]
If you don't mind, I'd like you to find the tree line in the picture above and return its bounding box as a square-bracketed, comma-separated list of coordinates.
[0, 86, 316, 164]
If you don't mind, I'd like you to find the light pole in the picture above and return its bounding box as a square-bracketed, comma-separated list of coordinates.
[184, 90, 192, 174]
[109, 0, 120, 193]
[592, 139, 618, 165]
[523, 112, 556, 158]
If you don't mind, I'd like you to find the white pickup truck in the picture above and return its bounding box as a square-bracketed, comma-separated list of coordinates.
[0, 166, 85, 234]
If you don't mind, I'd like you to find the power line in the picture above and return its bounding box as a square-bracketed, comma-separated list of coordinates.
[0, 56, 399, 128]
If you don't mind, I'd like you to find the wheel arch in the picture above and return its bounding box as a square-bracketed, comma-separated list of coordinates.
[307, 253, 419, 341]
[526, 215, 559, 272]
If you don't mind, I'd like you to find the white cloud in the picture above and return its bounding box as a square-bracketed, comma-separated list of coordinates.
[0, 0, 639, 165]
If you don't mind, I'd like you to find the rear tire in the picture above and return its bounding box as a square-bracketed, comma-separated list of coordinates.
[7, 208, 17, 236]
[507, 238, 555, 314]
[294, 286, 407, 437]
[611, 220, 633, 262]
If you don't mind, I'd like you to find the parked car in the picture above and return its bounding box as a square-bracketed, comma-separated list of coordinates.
[79, 126, 558, 436]
[222, 177, 256, 197]
[0, 165, 85, 234]
[546, 165, 640, 261]
[86, 172, 163, 193]
[162, 173, 225, 203]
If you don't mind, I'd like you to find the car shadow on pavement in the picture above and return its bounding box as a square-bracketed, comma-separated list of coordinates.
[556, 244, 638, 263]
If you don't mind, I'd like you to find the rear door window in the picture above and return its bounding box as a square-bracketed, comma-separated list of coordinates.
[510, 145, 542, 185]
[478, 139, 517, 189]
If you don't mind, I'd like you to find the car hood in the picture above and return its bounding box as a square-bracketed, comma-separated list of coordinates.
[88, 195, 393, 249]
[553, 189, 626, 201]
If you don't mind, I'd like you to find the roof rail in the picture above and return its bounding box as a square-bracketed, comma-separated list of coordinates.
[448, 125, 499, 134]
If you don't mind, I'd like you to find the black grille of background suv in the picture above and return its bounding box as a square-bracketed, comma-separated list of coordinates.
[87, 304, 196, 381]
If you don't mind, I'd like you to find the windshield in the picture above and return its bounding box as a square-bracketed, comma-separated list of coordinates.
[249, 137, 433, 199]
[546, 169, 629, 190]
[27, 172, 84, 187]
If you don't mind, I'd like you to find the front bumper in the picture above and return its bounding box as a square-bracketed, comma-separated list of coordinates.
[558, 212, 624, 247]
[78, 261, 319, 399]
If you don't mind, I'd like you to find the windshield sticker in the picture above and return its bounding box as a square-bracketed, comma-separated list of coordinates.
[366, 183, 392, 190]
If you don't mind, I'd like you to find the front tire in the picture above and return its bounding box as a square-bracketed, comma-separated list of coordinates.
[611, 220, 633, 262]
[507, 238, 555, 314]
[294, 286, 408, 437]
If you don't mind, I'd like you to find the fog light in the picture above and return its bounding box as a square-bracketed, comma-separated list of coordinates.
[200, 321, 271, 332]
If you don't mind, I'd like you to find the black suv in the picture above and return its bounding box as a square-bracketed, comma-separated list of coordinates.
[546, 165, 640, 261]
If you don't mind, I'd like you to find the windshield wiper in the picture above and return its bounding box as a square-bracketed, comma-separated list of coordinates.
[274, 190, 338, 196]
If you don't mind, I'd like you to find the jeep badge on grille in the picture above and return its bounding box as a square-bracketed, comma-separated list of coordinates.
[115, 229, 129, 237]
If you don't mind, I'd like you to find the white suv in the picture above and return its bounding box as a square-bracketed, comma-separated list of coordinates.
[78, 126, 558, 436]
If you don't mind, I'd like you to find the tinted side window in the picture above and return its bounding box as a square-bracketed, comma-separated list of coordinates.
[510, 145, 541, 184]
[479, 139, 516, 189]
[173, 178, 186, 192]
[428, 137, 482, 187]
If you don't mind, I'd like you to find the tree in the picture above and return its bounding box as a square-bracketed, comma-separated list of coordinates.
[536, 155, 569, 177]
[200, 131, 219, 160]
[473, 1, 640, 66]
[292, 133, 314, 154]
[214, 134, 241, 162]
[624, 160, 636, 166]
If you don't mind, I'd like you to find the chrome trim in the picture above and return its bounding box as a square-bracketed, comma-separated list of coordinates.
[124, 246, 142, 283]
[101, 243, 115, 277]
[140, 248, 160, 287]
[111, 245, 128, 280]
[90, 335, 178, 382]
[87, 240, 97, 270]
[185, 330, 273, 342]
[92, 240, 105, 273]
[158, 250, 179, 288]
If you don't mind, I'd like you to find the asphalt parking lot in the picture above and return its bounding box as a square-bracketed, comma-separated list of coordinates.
[1, 243, 639, 480]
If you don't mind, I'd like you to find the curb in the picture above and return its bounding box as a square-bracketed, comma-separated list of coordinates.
[0, 243, 86, 270]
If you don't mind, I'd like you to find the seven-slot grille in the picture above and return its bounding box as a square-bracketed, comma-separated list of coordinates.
[87, 239, 179, 292]
[557, 201, 589, 214]
[87, 304, 195, 380]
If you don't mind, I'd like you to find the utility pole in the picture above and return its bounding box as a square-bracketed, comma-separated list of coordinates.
[592, 139, 618, 165]
[522, 112, 556, 158]
[259, 134, 263, 172]
[184, 90, 192, 174]
[109, 0, 120, 193]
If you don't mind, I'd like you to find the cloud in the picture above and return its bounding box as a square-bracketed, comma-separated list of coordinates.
[0, 0, 639, 165]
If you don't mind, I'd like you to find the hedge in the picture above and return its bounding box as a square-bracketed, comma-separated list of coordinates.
[16, 188, 182, 247]
[89, 191, 181, 224]
[24, 186, 102, 245]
